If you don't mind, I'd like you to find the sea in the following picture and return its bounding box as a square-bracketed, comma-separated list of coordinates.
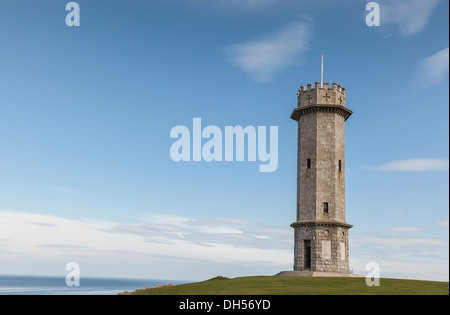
[0, 275, 188, 295]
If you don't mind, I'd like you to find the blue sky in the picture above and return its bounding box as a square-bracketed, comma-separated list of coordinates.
[0, 0, 448, 282]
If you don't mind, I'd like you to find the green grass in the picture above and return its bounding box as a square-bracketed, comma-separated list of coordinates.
[127, 276, 449, 295]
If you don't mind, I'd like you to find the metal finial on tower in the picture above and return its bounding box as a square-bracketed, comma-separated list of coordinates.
[321, 51, 324, 88]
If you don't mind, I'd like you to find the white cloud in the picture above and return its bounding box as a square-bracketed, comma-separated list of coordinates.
[185, 217, 256, 226]
[195, 225, 244, 235]
[436, 220, 449, 228]
[414, 47, 449, 86]
[363, 158, 449, 172]
[381, 0, 442, 36]
[144, 214, 192, 226]
[0, 209, 291, 279]
[352, 234, 447, 248]
[350, 233, 449, 281]
[224, 19, 312, 82]
[1, 209, 448, 281]
[351, 256, 448, 282]
[387, 226, 424, 233]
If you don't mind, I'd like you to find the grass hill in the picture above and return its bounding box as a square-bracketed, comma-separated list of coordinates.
[124, 276, 449, 295]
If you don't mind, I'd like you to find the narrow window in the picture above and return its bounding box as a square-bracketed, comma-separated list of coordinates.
[339, 160, 342, 171]
[323, 202, 329, 213]
[307, 158, 311, 169]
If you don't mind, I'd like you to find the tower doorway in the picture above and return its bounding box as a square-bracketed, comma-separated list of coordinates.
[304, 240, 312, 270]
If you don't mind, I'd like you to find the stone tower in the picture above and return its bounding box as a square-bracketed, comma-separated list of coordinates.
[290, 81, 353, 274]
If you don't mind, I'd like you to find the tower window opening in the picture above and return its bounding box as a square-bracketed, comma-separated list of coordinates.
[307, 158, 311, 169]
[339, 160, 342, 171]
[324, 202, 329, 213]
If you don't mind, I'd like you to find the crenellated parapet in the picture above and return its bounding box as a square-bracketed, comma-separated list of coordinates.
[297, 82, 347, 108]
[291, 82, 352, 122]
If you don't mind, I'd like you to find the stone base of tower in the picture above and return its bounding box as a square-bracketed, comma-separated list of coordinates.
[275, 271, 363, 278]
[291, 220, 353, 274]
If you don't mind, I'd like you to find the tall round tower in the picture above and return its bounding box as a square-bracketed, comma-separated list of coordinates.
[290, 81, 353, 274]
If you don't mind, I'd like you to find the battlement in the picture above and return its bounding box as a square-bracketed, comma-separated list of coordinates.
[297, 82, 346, 107]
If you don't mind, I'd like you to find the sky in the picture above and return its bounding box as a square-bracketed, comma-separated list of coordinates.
[0, 0, 448, 282]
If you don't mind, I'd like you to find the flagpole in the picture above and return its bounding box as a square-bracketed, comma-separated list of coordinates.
[321, 51, 324, 88]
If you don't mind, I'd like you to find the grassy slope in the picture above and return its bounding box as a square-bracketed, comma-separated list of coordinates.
[129, 276, 449, 295]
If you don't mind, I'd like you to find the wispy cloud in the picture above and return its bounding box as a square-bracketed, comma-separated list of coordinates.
[352, 234, 447, 248]
[0, 209, 292, 279]
[37, 244, 93, 250]
[387, 226, 424, 233]
[436, 220, 449, 228]
[362, 158, 449, 172]
[224, 19, 313, 82]
[350, 232, 449, 281]
[381, 0, 442, 36]
[0, 208, 448, 280]
[112, 214, 290, 250]
[413, 47, 449, 86]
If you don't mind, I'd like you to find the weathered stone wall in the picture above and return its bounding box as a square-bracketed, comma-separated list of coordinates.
[297, 101, 347, 222]
[315, 112, 337, 221]
[298, 113, 317, 221]
[293, 224, 350, 273]
[334, 114, 346, 222]
[297, 82, 346, 108]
